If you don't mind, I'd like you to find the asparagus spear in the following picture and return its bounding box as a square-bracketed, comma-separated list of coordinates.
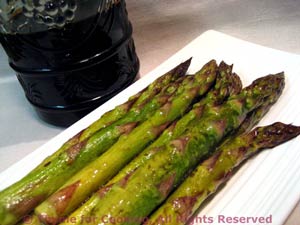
[60, 73, 284, 225]
[147, 122, 300, 225]
[0, 61, 191, 225]
[107, 61, 242, 186]
[33, 60, 217, 224]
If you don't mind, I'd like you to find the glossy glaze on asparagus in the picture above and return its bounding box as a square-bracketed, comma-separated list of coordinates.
[60, 73, 284, 225]
[146, 122, 300, 225]
[0, 60, 191, 225]
[34, 60, 217, 224]
[107, 61, 242, 186]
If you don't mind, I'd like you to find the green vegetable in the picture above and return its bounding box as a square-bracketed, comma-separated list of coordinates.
[107, 61, 242, 186]
[147, 122, 300, 225]
[34, 60, 217, 225]
[234, 73, 285, 135]
[0, 59, 191, 225]
[60, 73, 284, 225]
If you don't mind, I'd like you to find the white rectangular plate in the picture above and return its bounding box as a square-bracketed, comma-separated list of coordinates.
[1, 30, 300, 225]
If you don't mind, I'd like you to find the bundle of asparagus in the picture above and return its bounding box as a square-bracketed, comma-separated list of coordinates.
[34, 60, 217, 224]
[58, 72, 284, 225]
[41, 61, 239, 225]
[0, 59, 193, 225]
[0, 59, 299, 225]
